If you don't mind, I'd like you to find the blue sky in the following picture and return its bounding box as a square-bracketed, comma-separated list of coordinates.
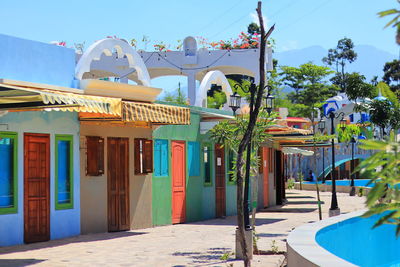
[1, 0, 399, 91]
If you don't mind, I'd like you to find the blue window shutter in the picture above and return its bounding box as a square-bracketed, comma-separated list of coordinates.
[154, 140, 161, 176]
[154, 139, 168, 177]
[188, 142, 200, 176]
[161, 140, 168, 176]
[0, 141, 13, 207]
[57, 140, 71, 204]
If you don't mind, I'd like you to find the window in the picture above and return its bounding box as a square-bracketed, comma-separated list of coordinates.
[203, 144, 212, 185]
[55, 135, 73, 209]
[154, 139, 169, 177]
[134, 138, 153, 175]
[188, 142, 200, 177]
[228, 149, 235, 183]
[86, 136, 104, 176]
[0, 132, 17, 214]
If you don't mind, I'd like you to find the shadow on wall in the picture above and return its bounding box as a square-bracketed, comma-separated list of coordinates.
[0, 231, 147, 255]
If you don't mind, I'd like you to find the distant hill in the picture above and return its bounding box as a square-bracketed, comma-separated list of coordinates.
[274, 45, 398, 81]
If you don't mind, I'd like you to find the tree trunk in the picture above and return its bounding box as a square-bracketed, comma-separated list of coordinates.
[235, 2, 269, 266]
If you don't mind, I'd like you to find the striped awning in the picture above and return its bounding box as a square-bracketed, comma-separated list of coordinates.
[0, 83, 121, 115]
[123, 101, 190, 125]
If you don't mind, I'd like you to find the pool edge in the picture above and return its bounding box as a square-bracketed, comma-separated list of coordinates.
[286, 209, 366, 267]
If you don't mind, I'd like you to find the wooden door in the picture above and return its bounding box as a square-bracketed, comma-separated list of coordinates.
[275, 150, 283, 205]
[262, 147, 269, 207]
[107, 137, 130, 232]
[215, 144, 226, 218]
[171, 141, 186, 224]
[24, 133, 50, 243]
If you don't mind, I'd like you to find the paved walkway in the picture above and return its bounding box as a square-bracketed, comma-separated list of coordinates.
[0, 190, 366, 267]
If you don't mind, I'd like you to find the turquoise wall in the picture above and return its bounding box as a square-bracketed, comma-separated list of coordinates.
[0, 111, 80, 246]
[0, 34, 76, 88]
[152, 113, 237, 226]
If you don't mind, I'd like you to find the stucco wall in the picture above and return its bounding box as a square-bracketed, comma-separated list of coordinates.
[152, 113, 237, 225]
[0, 111, 80, 246]
[0, 34, 76, 88]
[79, 122, 152, 234]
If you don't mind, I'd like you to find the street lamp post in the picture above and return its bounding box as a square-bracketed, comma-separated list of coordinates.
[229, 83, 274, 229]
[320, 111, 346, 217]
[318, 120, 326, 183]
[349, 136, 357, 196]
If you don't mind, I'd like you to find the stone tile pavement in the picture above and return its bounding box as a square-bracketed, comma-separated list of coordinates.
[0, 190, 366, 267]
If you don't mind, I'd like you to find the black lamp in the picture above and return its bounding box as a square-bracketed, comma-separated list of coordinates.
[339, 118, 347, 131]
[265, 94, 275, 115]
[229, 92, 241, 115]
[318, 119, 326, 133]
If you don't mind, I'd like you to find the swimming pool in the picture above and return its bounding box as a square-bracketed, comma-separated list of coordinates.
[316, 213, 400, 267]
[303, 179, 374, 187]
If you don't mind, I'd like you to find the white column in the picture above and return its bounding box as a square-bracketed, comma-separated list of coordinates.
[187, 71, 196, 105]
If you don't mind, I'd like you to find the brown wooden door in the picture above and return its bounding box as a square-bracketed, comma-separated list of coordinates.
[172, 141, 186, 224]
[262, 147, 269, 207]
[215, 144, 226, 218]
[24, 133, 50, 244]
[107, 137, 130, 232]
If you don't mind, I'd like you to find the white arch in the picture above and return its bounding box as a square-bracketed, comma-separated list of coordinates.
[75, 38, 151, 86]
[195, 70, 233, 108]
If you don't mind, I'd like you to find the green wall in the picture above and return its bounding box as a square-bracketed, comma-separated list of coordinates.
[152, 112, 237, 226]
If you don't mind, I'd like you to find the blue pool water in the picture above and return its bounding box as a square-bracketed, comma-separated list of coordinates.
[316, 213, 400, 267]
[303, 179, 374, 187]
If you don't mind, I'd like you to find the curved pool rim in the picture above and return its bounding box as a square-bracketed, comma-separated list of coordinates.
[287, 210, 365, 267]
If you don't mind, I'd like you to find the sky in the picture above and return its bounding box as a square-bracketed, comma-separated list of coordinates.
[1, 0, 399, 92]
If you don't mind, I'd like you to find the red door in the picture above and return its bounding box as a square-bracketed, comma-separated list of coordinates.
[262, 147, 269, 207]
[107, 137, 130, 232]
[215, 144, 226, 217]
[24, 133, 50, 243]
[172, 141, 186, 224]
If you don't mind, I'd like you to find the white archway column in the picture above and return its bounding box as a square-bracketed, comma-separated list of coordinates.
[186, 71, 197, 105]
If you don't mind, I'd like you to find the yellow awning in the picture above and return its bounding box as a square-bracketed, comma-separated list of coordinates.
[122, 101, 190, 125]
[0, 83, 121, 115]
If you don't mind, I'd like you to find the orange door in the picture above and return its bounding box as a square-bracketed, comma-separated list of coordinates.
[262, 147, 269, 207]
[215, 144, 226, 217]
[24, 133, 50, 243]
[107, 137, 130, 232]
[172, 141, 186, 224]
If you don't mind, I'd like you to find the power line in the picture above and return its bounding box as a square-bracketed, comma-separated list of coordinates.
[280, 0, 332, 31]
[268, 0, 301, 20]
[207, 10, 253, 40]
[196, 0, 244, 36]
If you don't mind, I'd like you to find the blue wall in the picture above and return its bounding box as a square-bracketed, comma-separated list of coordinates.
[0, 34, 76, 88]
[0, 111, 80, 246]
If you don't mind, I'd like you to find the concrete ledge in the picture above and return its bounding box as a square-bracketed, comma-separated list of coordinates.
[287, 210, 366, 267]
[293, 182, 371, 195]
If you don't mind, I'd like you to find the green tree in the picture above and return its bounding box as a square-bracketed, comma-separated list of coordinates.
[323, 38, 357, 91]
[207, 85, 227, 109]
[368, 82, 400, 136]
[281, 62, 339, 118]
[161, 83, 187, 105]
[383, 59, 400, 96]
[344, 72, 377, 101]
[247, 22, 260, 35]
[210, 109, 274, 177]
